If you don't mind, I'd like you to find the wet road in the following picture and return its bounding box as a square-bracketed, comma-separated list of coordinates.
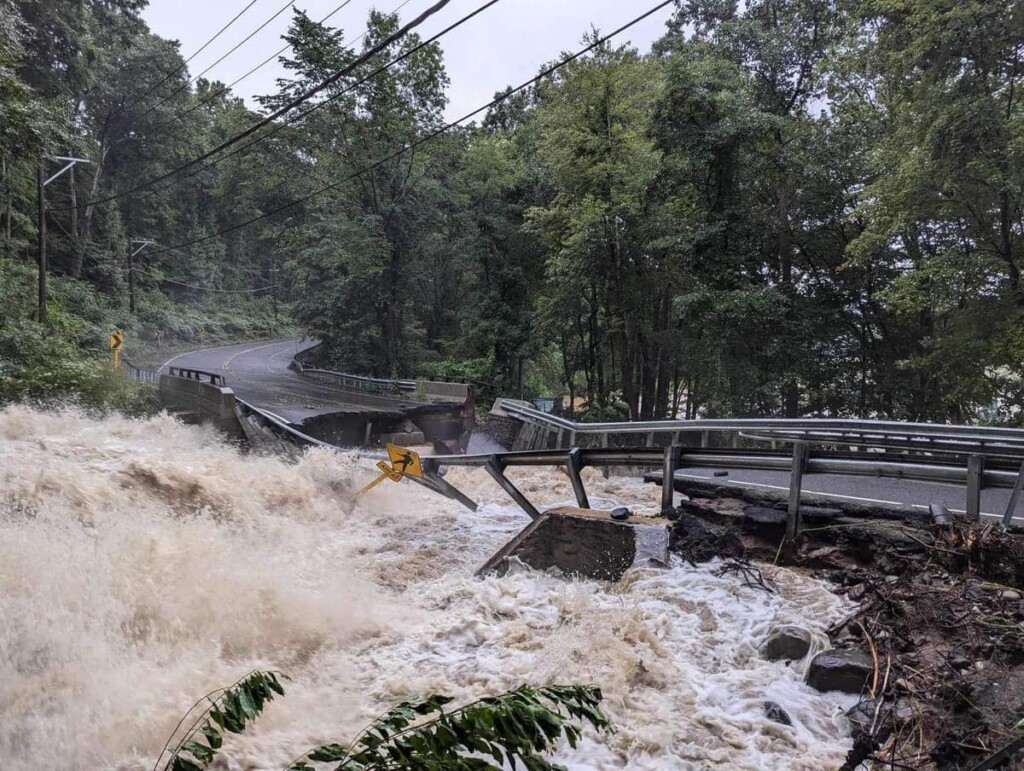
[159, 338, 374, 423]
[672, 466, 1022, 522]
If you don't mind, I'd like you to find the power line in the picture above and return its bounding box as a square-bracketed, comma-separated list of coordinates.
[135, 264, 277, 293]
[134, 0, 298, 125]
[126, 0, 262, 114]
[74, 0, 500, 212]
[142, 0, 675, 262]
[155, 0, 413, 132]
[70, 0, 456, 212]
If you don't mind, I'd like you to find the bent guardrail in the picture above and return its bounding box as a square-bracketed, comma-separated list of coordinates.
[487, 400, 1024, 525]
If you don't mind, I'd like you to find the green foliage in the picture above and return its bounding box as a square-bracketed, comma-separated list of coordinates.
[158, 670, 287, 771]
[1, 0, 1021, 422]
[159, 673, 611, 771]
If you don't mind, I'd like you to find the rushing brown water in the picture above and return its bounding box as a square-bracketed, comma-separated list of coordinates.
[0, 406, 857, 770]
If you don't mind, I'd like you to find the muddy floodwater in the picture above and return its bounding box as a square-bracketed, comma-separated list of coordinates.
[0, 406, 858, 769]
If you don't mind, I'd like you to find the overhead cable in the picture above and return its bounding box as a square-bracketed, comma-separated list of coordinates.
[133, 0, 298, 125]
[72, 0, 500, 211]
[155, 0, 414, 131]
[70, 0, 455, 212]
[141, 0, 675, 261]
[125, 0, 262, 113]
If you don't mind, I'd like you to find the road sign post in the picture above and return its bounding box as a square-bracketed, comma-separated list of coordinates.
[109, 329, 124, 369]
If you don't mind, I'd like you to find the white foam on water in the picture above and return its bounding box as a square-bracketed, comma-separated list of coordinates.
[0, 406, 856, 770]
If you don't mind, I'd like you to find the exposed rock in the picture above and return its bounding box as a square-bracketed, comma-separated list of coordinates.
[669, 510, 744, 563]
[763, 701, 792, 726]
[845, 699, 878, 729]
[1001, 590, 1021, 601]
[745, 506, 786, 524]
[763, 626, 813, 661]
[807, 649, 874, 694]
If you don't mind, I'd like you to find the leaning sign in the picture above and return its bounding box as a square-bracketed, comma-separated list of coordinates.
[359, 445, 424, 495]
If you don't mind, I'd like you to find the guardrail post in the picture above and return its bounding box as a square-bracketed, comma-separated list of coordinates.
[1002, 459, 1024, 528]
[966, 454, 984, 521]
[420, 458, 478, 512]
[567, 448, 589, 509]
[556, 428, 565, 449]
[485, 455, 541, 520]
[661, 444, 682, 513]
[787, 441, 809, 542]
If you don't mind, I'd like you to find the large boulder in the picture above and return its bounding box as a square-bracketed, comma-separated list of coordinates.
[806, 649, 874, 694]
[763, 626, 813, 661]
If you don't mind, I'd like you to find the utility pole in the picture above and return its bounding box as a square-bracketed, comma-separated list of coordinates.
[37, 155, 90, 323]
[269, 257, 279, 323]
[127, 238, 156, 314]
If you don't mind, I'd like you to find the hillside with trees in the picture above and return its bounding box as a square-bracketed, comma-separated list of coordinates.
[1, 0, 1021, 422]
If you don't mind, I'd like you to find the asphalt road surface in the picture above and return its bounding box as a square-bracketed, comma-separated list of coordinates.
[159, 338, 372, 423]
[673, 466, 1022, 522]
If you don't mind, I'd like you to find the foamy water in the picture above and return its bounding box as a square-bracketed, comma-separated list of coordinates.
[0, 406, 856, 770]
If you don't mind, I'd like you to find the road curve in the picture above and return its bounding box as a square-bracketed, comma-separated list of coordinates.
[159, 338, 376, 423]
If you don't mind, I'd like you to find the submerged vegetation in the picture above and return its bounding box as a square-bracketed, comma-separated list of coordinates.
[0, 0, 1021, 420]
[158, 671, 611, 771]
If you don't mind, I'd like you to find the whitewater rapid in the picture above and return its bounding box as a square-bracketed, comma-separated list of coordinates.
[0, 406, 857, 770]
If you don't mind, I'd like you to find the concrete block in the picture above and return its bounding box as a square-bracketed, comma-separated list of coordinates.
[477, 507, 671, 582]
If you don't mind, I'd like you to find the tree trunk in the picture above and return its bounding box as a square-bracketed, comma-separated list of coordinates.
[68, 162, 82, 278]
[80, 146, 107, 271]
[1000, 189, 1022, 306]
[777, 180, 799, 416]
[639, 331, 657, 421]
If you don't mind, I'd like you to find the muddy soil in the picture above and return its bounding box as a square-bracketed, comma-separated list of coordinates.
[668, 488, 1024, 771]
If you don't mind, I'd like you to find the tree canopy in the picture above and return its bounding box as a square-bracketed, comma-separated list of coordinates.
[1, 0, 1021, 422]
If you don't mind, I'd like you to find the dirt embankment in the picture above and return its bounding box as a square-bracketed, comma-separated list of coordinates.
[668, 482, 1024, 771]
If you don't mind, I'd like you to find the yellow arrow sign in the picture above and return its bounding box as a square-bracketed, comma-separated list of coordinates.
[357, 448, 424, 497]
[108, 330, 124, 350]
[386, 444, 423, 478]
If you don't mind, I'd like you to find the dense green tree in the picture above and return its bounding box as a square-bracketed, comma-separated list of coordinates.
[1, 0, 1022, 423]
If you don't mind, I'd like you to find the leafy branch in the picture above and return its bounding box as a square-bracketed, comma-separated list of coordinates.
[159, 673, 611, 771]
[157, 670, 287, 771]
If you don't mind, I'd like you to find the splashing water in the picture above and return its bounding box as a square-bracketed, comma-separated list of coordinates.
[0, 406, 856, 770]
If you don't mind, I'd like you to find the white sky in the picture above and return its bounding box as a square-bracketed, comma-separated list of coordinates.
[141, 0, 674, 120]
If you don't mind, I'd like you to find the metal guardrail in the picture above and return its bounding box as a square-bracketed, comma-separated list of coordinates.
[291, 358, 415, 395]
[167, 366, 226, 387]
[233, 397, 477, 510]
[120, 357, 160, 384]
[226, 391, 1024, 535]
[488, 401, 1024, 526]
[497, 399, 1024, 452]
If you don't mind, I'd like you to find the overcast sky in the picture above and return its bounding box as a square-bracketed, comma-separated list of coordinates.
[141, 0, 674, 120]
